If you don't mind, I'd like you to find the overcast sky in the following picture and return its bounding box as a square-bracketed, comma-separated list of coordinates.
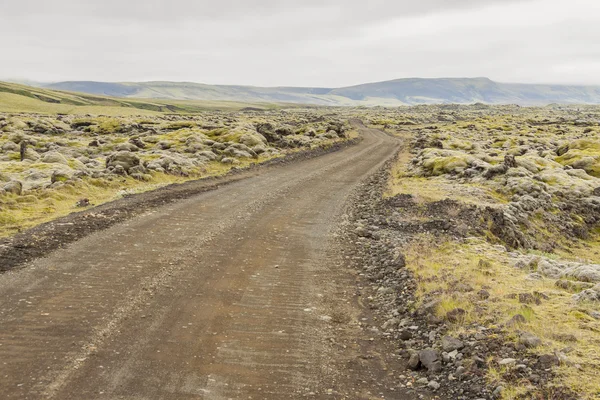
[1, 0, 599, 87]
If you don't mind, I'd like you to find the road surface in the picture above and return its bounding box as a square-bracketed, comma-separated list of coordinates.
[0, 123, 402, 399]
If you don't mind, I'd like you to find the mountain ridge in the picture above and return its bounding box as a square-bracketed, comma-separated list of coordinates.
[15, 77, 600, 106]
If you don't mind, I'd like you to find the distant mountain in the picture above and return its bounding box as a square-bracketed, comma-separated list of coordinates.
[43, 78, 600, 106]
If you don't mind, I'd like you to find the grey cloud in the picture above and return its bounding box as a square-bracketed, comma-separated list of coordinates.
[3, 0, 529, 21]
[0, 0, 598, 87]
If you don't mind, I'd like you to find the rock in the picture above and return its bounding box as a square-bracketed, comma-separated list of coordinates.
[427, 380, 441, 391]
[556, 279, 595, 292]
[498, 358, 516, 366]
[129, 165, 148, 175]
[399, 330, 413, 341]
[106, 151, 140, 173]
[422, 299, 441, 313]
[407, 350, 420, 370]
[493, 386, 504, 398]
[129, 137, 146, 149]
[455, 282, 474, 292]
[441, 336, 464, 352]
[252, 145, 268, 154]
[553, 333, 578, 343]
[116, 142, 139, 152]
[507, 314, 527, 327]
[22, 148, 40, 161]
[41, 151, 68, 165]
[131, 173, 152, 181]
[477, 289, 491, 300]
[221, 157, 240, 165]
[519, 293, 541, 305]
[519, 332, 542, 348]
[51, 169, 73, 183]
[113, 165, 126, 176]
[2, 180, 23, 195]
[76, 198, 90, 207]
[324, 130, 338, 139]
[446, 308, 467, 323]
[354, 226, 370, 238]
[2, 141, 19, 151]
[538, 354, 560, 369]
[197, 151, 218, 161]
[416, 377, 429, 385]
[593, 187, 600, 196]
[419, 349, 440, 371]
[504, 154, 518, 168]
[239, 133, 267, 147]
[156, 141, 172, 150]
[393, 253, 406, 268]
[573, 284, 600, 303]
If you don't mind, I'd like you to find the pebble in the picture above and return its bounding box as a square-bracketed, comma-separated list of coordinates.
[427, 380, 441, 390]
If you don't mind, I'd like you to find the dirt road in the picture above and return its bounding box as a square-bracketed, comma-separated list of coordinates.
[0, 124, 406, 399]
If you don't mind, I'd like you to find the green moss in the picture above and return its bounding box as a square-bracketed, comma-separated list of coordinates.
[423, 155, 469, 175]
[165, 121, 196, 130]
[96, 118, 124, 134]
[556, 149, 600, 177]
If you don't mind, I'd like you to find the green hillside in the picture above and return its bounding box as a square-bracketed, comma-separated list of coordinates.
[0, 81, 282, 115]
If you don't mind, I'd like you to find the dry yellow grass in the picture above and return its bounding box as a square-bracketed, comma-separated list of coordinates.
[0, 159, 261, 238]
[404, 237, 600, 398]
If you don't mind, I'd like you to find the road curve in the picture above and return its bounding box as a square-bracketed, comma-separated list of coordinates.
[0, 123, 400, 399]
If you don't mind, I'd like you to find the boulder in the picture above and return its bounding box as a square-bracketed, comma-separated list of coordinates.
[446, 308, 467, 323]
[419, 349, 440, 371]
[116, 142, 139, 152]
[441, 336, 464, 352]
[252, 145, 268, 155]
[22, 148, 40, 161]
[41, 151, 68, 165]
[156, 141, 173, 150]
[275, 126, 294, 136]
[221, 157, 240, 165]
[239, 133, 267, 147]
[2, 180, 23, 195]
[106, 151, 140, 173]
[573, 284, 600, 303]
[129, 137, 146, 149]
[51, 169, 73, 184]
[324, 130, 339, 139]
[519, 332, 542, 348]
[407, 350, 420, 370]
[538, 354, 560, 369]
[197, 151, 218, 161]
[2, 141, 19, 152]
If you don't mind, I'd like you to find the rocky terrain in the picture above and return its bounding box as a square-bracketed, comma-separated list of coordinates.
[0, 110, 350, 236]
[340, 104, 600, 399]
[2, 103, 600, 399]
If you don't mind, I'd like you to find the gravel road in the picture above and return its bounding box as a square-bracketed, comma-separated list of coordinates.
[0, 123, 407, 399]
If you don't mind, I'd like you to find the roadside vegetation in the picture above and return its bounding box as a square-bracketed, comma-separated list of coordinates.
[0, 109, 352, 237]
[368, 104, 600, 399]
